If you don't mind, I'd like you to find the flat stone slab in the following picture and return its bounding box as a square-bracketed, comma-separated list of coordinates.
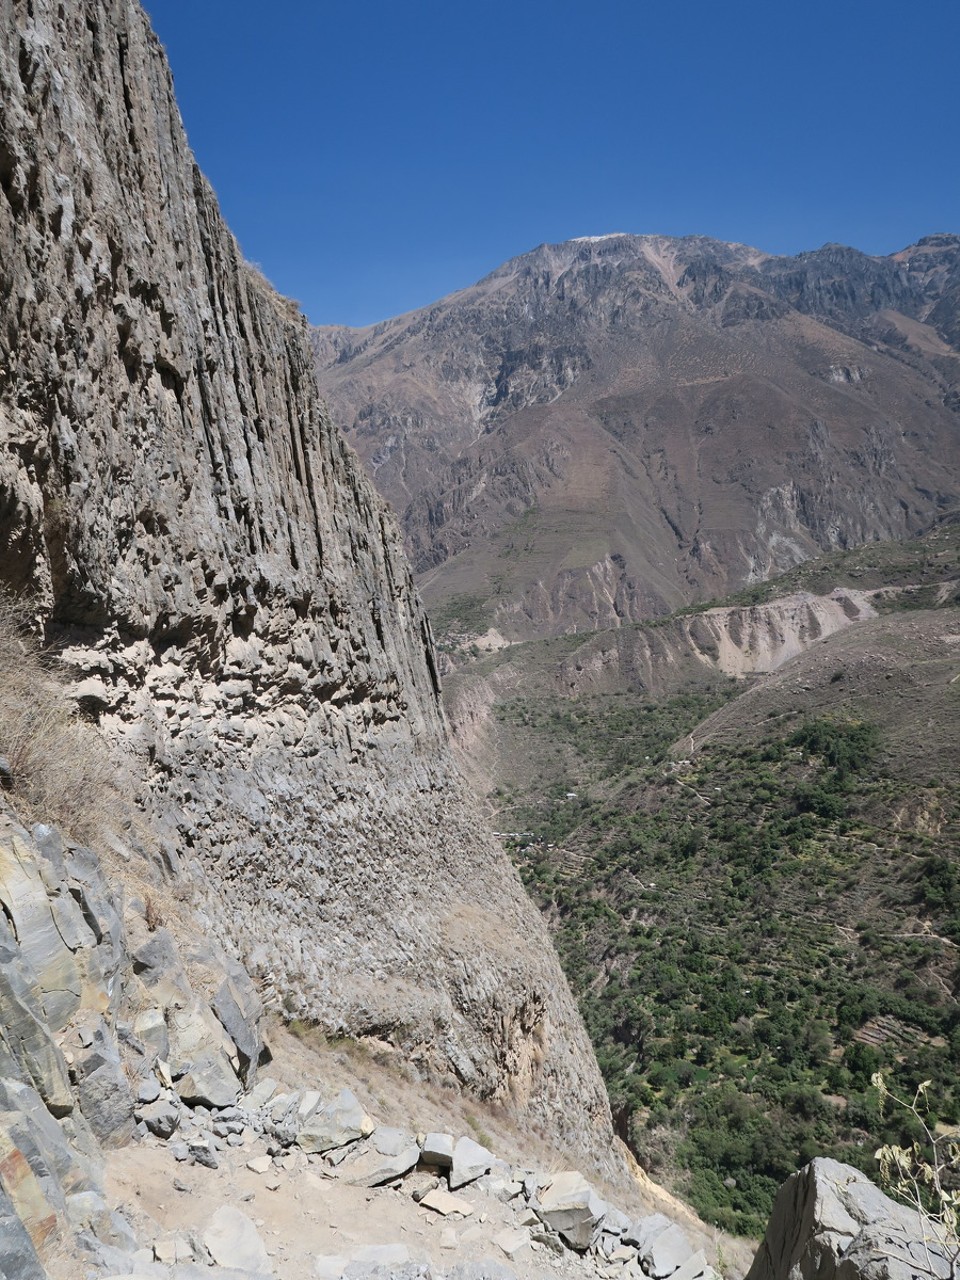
[419, 1188, 474, 1217]
[343, 1142, 420, 1187]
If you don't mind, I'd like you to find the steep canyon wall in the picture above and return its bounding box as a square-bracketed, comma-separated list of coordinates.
[0, 0, 611, 1154]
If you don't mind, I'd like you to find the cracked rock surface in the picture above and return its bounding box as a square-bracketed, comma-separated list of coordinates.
[0, 0, 612, 1162]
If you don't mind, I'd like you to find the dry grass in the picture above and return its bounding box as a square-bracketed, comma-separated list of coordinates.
[0, 591, 121, 843]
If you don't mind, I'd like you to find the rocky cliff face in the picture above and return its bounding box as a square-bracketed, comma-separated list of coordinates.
[0, 0, 612, 1160]
[314, 233, 960, 642]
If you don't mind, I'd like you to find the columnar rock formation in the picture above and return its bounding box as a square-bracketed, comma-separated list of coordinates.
[0, 0, 611, 1155]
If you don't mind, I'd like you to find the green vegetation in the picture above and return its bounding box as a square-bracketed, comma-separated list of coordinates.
[501, 709, 960, 1237]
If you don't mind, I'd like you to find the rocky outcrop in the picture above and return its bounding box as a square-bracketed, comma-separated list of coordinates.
[746, 1157, 954, 1280]
[0, 0, 611, 1165]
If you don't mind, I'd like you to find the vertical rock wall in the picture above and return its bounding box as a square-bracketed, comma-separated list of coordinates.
[0, 0, 613, 1157]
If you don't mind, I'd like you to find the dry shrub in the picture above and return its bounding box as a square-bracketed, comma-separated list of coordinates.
[0, 591, 120, 843]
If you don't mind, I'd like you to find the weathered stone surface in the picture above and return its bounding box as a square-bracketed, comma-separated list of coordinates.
[202, 1205, 273, 1274]
[494, 1227, 532, 1261]
[132, 1008, 170, 1062]
[0, 915, 74, 1115]
[669, 1251, 710, 1280]
[535, 1171, 607, 1250]
[449, 1136, 495, 1190]
[212, 970, 265, 1087]
[0, 1130, 58, 1255]
[0, 0, 617, 1171]
[136, 1100, 180, 1140]
[0, 1183, 48, 1280]
[297, 1089, 372, 1154]
[174, 1051, 241, 1110]
[77, 1060, 136, 1147]
[421, 1132, 454, 1168]
[370, 1126, 415, 1157]
[0, 829, 82, 1029]
[642, 1223, 695, 1278]
[344, 1140, 420, 1187]
[419, 1188, 475, 1218]
[746, 1157, 953, 1280]
[623, 1214, 672, 1250]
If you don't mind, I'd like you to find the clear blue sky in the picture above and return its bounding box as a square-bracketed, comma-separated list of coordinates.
[143, 0, 958, 328]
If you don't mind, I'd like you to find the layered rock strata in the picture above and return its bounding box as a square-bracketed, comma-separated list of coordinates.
[0, 0, 611, 1158]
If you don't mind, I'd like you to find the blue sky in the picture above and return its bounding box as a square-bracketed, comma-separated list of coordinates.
[144, 0, 958, 328]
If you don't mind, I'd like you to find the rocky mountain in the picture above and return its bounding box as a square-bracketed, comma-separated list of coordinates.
[0, 0, 621, 1262]
[314, 233, 960, 641]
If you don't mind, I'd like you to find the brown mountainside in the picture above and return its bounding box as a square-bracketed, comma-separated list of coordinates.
[314, 233, 960, 641]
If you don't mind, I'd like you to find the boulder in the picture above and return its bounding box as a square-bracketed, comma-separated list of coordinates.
[624, 1214, 672, 1250]
[212, 969, 265, 1086]
[746, 1157, 953, 1280]
[449, 1136, 495, 1189]
[75, 1023, 136, 1146]
[495, 1227, 532, 1261]
[421, 1131, 454, 1167]
[132, 1009, 169, 1062]
[202, 1204, 273, 1274]
[175, 1051, 241, 1110]
[297, 1089, 373, 1154]
[535, 1170, 607, 1250]
[642, 1223, 695, 1278]
[344, 1139, 420, 1187]
[136, 1100, 180, 1140]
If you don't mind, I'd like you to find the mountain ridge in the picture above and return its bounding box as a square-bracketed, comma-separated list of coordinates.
[314, 231, 960, 642]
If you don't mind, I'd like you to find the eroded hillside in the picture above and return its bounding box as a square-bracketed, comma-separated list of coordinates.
[315, 233, 960, 641]
[439, 527, 960, 1234]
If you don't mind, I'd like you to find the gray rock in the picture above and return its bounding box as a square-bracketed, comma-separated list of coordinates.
[623, 1214, 672, 1250]
[133, 1009, 170, 1062]
[138, 1076, 162, 1104]
[137, 1100, 181, 1140]
[642, 1223, 694, 1278]
[0, 1149, 54, 1280]
[0, 826, 83, 1029]
[244, 1077, 278, 1111]
[421, 1131, 454, 1167]
[0, 914, 74, 1115]
[175, 1051, 241, 1110]
[202, 1204, 273, 1274]
[297, 1088, 373, 1154]
[344, 1140, 420, 1187]
[535, 1171, 607, 1251]
[746, 1157, 953, 1280]
[371, 1126, 416, 1157]
[212, 969, 265, 1086]
[131, 930, 192, 1003]
[600, 1204, 632, 1238]
[77, 1056, 136, 1148]
[449, 1136, 495, 1189]
[669, 1250, 710, 1280]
